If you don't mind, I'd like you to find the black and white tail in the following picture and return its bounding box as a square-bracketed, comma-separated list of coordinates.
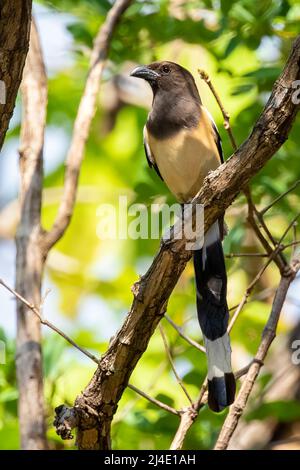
[193, 221, 236, 412]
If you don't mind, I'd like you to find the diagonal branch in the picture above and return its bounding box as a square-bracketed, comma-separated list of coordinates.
[42, 0, 132, 253]
[214, 255, 300, 450]
[53, 36, 300, 449]
[128, 383, 180, 416]
[164, 314, 206, 353]
[260, 179, 300, 216]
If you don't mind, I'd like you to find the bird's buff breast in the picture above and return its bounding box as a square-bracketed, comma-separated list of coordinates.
[147, 126, 220, 203]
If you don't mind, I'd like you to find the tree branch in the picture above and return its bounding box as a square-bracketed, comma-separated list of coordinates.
[5, 0, 131, 451]
[260, 179, 300, 216]
[42, 0, 132, 253]
[227, 217, 298, 332]
[53, 36, 300, 449]
[164, 314, 206, 353]
[0, 278, 100, 365]
[169, 359, 256, 450]
[159, 324, 193, 405]
[214, 255, 300, 450]
[127, 384, 180, 416]
[198, 68, 238, 151]
[0, 276, 181, 424]
[0, 0, 32, 151]
[15, 18, 48, 450]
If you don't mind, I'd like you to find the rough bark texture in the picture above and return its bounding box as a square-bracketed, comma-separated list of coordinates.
[16, 20, 48, 450]
[54, 36, 300, 449]
[0, 0, 32, 152]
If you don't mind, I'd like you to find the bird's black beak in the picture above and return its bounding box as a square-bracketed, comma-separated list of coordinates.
[130, 66, 160, 82]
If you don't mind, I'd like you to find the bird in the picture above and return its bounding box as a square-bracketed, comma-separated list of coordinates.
[130, 61, 236, 412]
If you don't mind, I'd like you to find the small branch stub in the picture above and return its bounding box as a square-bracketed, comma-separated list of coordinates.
[54, 405, 79, 441]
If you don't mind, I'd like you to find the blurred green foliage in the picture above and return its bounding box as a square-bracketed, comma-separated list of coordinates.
[1, 0, 300, 450]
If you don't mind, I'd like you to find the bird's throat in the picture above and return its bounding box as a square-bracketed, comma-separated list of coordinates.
[147, 90, 201, 139]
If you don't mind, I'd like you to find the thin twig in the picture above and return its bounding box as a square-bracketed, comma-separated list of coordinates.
[246, 189, 300, 274]
[164, 315, 206, 353]
[159, 325, 193, 405]
[225, 252, 268, 258]
[255, 206, 286, 258]
[198, 69, 237, 151]
[228, 286, 276, 312]
[170, 378, 208, 450]
[245, 187, 287, 272]
[228, 232, 290, 331]
[0, 278, 100, 365]
[260, 180, 300, 215]
[291, 225, 298, 260]
[0, 277, 179, 418]
[282, 214, 300, 248]
[128, 384, 180, 416]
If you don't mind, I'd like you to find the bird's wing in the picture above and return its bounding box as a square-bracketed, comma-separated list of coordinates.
[202, 107, 224, 164]
[143, 125, 164, 181]
[201, 107, 227, 238]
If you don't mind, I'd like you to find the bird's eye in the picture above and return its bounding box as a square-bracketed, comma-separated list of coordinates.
[161, 65, 170, 74]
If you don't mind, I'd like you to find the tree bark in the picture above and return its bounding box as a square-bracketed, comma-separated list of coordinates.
[16, 20, 48, 450]
[54, 35, 300, 450]
[0, 0, 32, 152]
[15, 0, 132, 450]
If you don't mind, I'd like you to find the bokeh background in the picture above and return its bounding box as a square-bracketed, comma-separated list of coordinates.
[0, 0, 300, 450]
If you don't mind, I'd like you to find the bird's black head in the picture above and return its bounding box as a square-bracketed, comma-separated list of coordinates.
[130, 61, 201, 102]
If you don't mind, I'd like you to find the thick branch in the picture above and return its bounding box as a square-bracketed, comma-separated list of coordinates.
[42, 0, 132, 252]
[54, 36, 300, 449]
[0, 0, 32, 151]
